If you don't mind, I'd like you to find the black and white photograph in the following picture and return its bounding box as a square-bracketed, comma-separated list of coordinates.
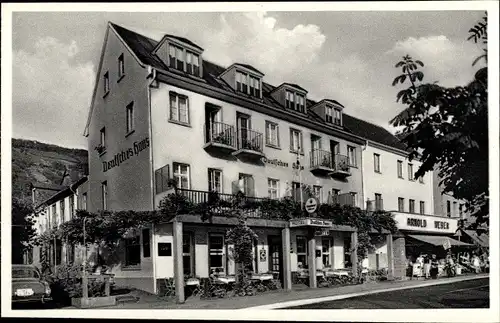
[1, 2, 498, 322]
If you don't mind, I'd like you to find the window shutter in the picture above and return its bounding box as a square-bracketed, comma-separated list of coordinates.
[155, 169, 162, 193]
[163, 165, 170, 189]
[289, 130, 293, 151]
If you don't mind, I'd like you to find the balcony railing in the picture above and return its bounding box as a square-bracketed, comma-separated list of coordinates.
[310, 149, 333, 173]
[332, 193, 355, 207]
[366, 199, 384, 211]
[204, 122, 236, 151]
[234, 128, 265, 158]
[331, 154, 351, 177]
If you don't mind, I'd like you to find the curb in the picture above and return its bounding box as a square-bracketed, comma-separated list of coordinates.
[243, 274, 489, 309]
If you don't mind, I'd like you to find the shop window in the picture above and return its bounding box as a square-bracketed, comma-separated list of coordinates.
[125, 236, 141, 266]
[296, 236, 308, 268]
[142, 228, 151, 258]
[209, 234, 225, 275]
[183, 233, 194, 276]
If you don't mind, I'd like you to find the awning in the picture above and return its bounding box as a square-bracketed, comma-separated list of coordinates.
[463, 230, 489, 248]
[408, 235, 473, 247]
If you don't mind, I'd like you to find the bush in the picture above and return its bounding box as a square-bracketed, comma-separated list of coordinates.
[43, 263, 107, 304]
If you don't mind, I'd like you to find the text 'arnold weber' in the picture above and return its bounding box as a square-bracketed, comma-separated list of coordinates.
[102, 137, 150, 172]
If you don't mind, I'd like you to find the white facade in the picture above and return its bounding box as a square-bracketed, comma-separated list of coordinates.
[362, 141, 434, 215]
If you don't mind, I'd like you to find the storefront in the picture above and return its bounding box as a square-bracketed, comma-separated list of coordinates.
[391, 212, 473, 279]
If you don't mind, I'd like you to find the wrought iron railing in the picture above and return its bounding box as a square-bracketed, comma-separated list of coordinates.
[332, 154, 350, 173]
[236, 128, 264, 153]
[204, 122, 236, 148]
[310, 149, 333, 169]
[332, 193, 355, 207]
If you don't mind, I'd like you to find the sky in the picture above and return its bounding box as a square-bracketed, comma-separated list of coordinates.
[11, 9, 486, 149]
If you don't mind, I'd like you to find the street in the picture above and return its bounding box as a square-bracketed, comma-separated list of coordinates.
[286, 278, 489, 309]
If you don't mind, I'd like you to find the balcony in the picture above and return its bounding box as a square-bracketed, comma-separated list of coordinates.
[203, 122, 237, 153]
[232, 128, 265, 160]
[366, 199, 384, 211]
[310, 149, 333, 174]
[176, 188, 270, 218]
[330, 154, 351, 178]
[331, 193, 356, 207]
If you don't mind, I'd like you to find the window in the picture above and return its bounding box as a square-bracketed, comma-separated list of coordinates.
[236, 71, 248, 93]
[103, 71, 109, 95]
[311, 134, 322, 151]
[419, 175, 424, 184]
[169, 44, 177, 69]
[292, 182, 303, 202]
[397, 160, 403, 178]
[51, 204, 57, 228]
[209, 234, 225, 275]
[155, 164, 170, 194]
[296, 94, 305, 113]
[238, 173, 254, 197]
[82, 193, 87, 211]
[208, 168, 222, 193]
[313, 186, 322, 203]
[142, 228, 151, 258]
[100, 127, 106, 151]
[125, 236, 141, 266]
[347, 146, 357, 167]
[186, 51, 200, 76]
[398, 197, 405, 212]
[296, 236, 307, 267]
[333, 108, 342, 125]
[420, 201, 425, 215]
[101, 181, 108, 210]
[374, 193, 383, 211]
[249, 76, 260, 98]
[325, 106, 333, 123]
[446, 200, 451, 217]
[408, 164, 414, 181]
[344, 236, 352, 267]
[169, 92, 189, 124]
[350, 192, 358, 207]
[268, 178, 279, 199]
[459, 204, 464, 218]
[173, 163, 190, 189]
[374, 153, 381, 173]
[176, 46, 184, 71]
[183, 233, 194, 276]
[290, 128, 303, 153]
[69, 195, 74, 220]
[265, 121, 279, 147]
[453, 201, 458, 218]
[285, 90, 295, 110]
[60, 200, 65, 222]
[118, 53, 125, 79]
[409, 199, 415, 213]
[126, 102, 134, 134]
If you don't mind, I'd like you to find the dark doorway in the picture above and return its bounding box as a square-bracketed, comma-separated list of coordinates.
[268, 235, 283, 285]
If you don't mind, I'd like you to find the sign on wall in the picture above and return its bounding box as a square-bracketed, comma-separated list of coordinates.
[260, 157, 305, 170]
[392, 212, 458, 234]
[305, 198, 318, 214]
[290, 218, 333, 228]
[102, 137, 150, 172]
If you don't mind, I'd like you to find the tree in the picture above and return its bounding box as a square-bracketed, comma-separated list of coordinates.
[12, 197, 37, 264]
[390, 13, 488, 227]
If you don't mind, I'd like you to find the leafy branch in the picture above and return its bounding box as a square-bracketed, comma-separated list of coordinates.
[468, 12, 487, 66]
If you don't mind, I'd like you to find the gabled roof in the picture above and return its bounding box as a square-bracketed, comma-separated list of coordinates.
[31, 182, 66, 191]
[234, 63, 264, 76]
[108, 22, 408, 152]
[36, 176, 88, 209]
[163, 34, 203, 51]
[280, 82, 308, 94]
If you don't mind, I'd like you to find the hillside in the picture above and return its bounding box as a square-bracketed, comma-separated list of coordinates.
[12, 139, 88, 204]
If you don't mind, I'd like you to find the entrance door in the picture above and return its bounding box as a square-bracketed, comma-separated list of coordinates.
[268, 235, 283, 284]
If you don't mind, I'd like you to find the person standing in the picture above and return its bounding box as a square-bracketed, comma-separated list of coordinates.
[430, 254, 439, 279]
[472, 254, 481, 273]
[423, 255, 431, 279]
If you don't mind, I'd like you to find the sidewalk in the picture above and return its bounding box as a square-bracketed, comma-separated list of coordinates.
[100, 273, 488, 309]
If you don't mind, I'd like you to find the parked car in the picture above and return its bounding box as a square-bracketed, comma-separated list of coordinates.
[12, 264, 52, 305]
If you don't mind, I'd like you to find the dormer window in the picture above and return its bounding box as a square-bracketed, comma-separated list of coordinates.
[236, 71, 248, 93]
[325, 106, 333, 123]
[334, 108, 342, 125]
[169, 44, 184, 72]
[186, 51, 200, 76]
[249, 76, 260, 98]
[285, 90, 294, 109]
[297, 94, 305, 113]
[285, 90, 306, 113]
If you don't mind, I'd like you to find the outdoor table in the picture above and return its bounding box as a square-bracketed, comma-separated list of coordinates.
[215, 276, 236, 284]
[251, 273, 273, 281]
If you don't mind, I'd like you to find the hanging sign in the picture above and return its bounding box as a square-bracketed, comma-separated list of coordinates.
[314, 228, 331, 236]
[443, 238, 452, 250]
[305, 198, 318, 214]
[290, 218, 332, 228]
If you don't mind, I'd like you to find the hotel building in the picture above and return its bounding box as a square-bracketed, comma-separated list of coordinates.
[32, 22, 469, 301]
